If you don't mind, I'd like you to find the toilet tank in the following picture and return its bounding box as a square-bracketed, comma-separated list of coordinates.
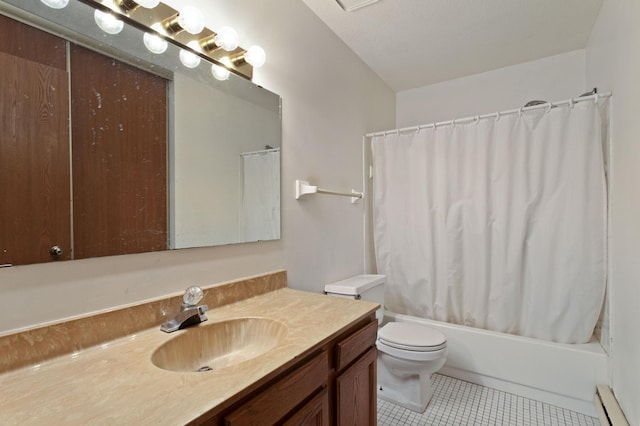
[324, 275, 385, 324]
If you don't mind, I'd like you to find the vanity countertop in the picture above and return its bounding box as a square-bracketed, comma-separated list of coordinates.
[0, 287, 377, 425]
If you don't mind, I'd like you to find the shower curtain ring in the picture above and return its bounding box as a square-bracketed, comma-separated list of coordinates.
[495, 112, 500, 121]
[474, 115, 480, 124]
[546, 103, 553, 113]
[569, 98, 574, 108]
[594, 93, 599, 104]
[519, 107, 524, 117]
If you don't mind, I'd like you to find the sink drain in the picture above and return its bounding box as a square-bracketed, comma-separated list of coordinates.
[197, 366, 213, 372]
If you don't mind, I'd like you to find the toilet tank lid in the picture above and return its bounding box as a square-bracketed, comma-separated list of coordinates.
[324, 274, 385, 296]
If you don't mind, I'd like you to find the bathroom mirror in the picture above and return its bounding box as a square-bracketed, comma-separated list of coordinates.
[0, 0, 281, 266]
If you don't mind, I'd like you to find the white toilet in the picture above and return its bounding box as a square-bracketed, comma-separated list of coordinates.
[325, 274, 447, 413]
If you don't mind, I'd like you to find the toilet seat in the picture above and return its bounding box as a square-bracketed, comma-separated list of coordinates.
[378, 322, 447, 352]
[376, 339, 447, 362]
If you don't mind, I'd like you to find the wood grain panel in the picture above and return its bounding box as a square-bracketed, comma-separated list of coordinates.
[336, 347, 377, 426]
[224, 351, 329, 426]
[0, 48, 71, 264]
[0, 14, 66, 70]
[70, 44, 168, 258]
[335, 319, 378, 372]
[283, 387, 329, 426]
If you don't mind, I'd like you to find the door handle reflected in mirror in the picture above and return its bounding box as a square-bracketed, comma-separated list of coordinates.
[49, 246, 64, 257]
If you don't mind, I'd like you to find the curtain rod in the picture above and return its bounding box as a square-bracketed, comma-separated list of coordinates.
[365, 91, 611, 138]
[240, 147, 280, 156]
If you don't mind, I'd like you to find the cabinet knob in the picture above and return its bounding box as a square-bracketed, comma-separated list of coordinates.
[50, 246, 64, 257]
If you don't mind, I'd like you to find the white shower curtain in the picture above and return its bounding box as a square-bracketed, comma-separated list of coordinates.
[239, 149, 280, 241]
[372, 101, 607, 344]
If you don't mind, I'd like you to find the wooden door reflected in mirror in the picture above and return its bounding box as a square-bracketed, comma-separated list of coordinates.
[0, 15, 168, 266]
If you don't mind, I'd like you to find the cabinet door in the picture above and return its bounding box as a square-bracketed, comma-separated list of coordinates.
[336, 347, 377, 426]
[0, 16, 71, 265]
[283, 387, 329, 426]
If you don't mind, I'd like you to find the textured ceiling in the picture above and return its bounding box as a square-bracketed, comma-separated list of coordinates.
[302, 0, 603, 92]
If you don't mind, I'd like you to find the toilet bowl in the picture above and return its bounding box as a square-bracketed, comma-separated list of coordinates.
[376, 322, 447, 412]
[324, 275, 447, 413]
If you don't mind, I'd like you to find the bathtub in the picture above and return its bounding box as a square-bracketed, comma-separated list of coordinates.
[385, 312, 608, 417]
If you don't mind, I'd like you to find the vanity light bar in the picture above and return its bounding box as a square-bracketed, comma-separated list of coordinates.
[77, 0, 261, 81]
[113, 0, 147, 13]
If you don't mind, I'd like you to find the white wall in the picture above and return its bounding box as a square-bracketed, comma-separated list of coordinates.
[0, 0, 395, 333]
[586, 0, 640, 423]
[396, 50, 586, 128]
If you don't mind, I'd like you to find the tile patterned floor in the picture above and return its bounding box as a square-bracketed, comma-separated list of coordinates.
[377, 374, 600, 426]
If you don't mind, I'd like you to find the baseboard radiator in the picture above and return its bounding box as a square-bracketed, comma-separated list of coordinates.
[594, 385, 629, 426]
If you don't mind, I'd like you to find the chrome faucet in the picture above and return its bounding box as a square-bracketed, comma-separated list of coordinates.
[160, 286, 209, 333]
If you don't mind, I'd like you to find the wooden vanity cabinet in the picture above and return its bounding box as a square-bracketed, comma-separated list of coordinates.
[282, 388, 330, 426]
[224, 351, 329, 426]
[334, 320, 378, 425]
[191, 314, 377, 426]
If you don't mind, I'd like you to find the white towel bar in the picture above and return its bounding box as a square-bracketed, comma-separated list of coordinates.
[295, 180, 363, 204]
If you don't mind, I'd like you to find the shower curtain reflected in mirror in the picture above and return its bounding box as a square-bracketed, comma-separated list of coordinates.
[372, 100, 607, 344]
[239, 149, 281, 242]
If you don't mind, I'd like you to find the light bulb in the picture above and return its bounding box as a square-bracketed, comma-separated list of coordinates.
[179, 49, 200, 68]
[143, 32, 168, 54]
[211, 64, 230, 81]
[40, 0, 69, 9]
[214, 27, 239, 52]
[137, 0, 160, 8]
[177, 6, 205, 35]
[179, 42, 201, 68]
[244, 45, 266, 68]
[94, 9, 124, 35]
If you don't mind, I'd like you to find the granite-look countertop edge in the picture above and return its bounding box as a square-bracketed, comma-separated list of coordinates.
[0, 288, 378, 425]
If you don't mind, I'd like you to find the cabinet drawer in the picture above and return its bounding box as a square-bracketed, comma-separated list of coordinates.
[282, 387, 329, 426]
[225, 351, 328, 426]
[335, 319, 377, 371]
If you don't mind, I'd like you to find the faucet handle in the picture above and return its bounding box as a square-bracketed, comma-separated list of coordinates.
[183, 286, 204, 306]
